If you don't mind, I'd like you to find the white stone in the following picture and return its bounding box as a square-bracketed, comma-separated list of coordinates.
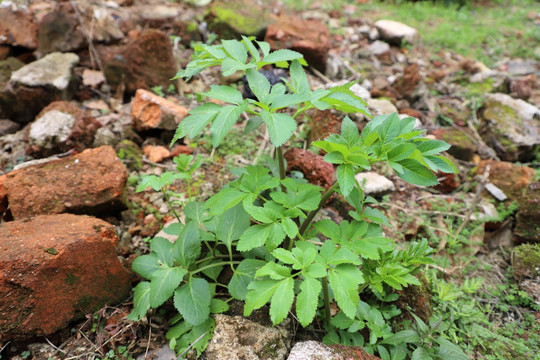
[367, 98, 398, 116]
[355, 172, 395, 196]
[10, 52, 79, 90]
[287, 341, 343, 360]
[368, 40, 390, 56]
[374, 19, 419, 45]
[29, 110, 75, 149]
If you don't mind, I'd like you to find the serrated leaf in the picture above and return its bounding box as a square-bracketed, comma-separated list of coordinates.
[184, 201, 211, 225]
[436, 338, 468, 360]
[377, 113, 401, 144]
[411, 347, 433, 360]
[324, 151, 345, 164]
[244, 279, 281, 316]
[132, 253, 160, 280]
[256, 261, 291, 280]
[221, 58, 255, 77]
[206, 188, 248, 215]
[216, 204, 250, 249]
[265, 222, 287, 251]
[229, 259, 266, 300]
[221, 39, 247, 63]
[417, 139, 451, 155]
[281, 217, 298, 238]
[151, 237, 175, 267]
[341, 117, 360, 147]
[244, 115, 264, 134]
[296, 276, 322, 326]
[352, 236, 393, 260]
[381, 329, 421, 344]
[261, 49, 304, 65]
[269, 277, 294, 324]
[289, 59, 310, 94]
[337, 163, 356, 197]
[270, 93, 310, 111]
[245, 68, 271, 103]
[210, 298, 229, 314]
[237, 224, 271, 251]
[328, 264, 364, 319]
[395, 159, 438, 187]
[172, 221, 200, 268]
[242, 36, 260, 61]
[171, 103, 221, 144]
[322, 92, 370, 115]
[271, 248, 298, 266]
[127, 281, 151, 321]
[387, 143, 416, 162]
[202, 85, 243, 105]
[149, 267, 187, 308]
[260, 110, 296, 147]
[210, 103, 247, 147]
[174, 278, 211, 326]
[423, 155, 458, 174]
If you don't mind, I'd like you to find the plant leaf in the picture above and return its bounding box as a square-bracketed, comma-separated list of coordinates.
[296, 276, 322, 326]
[237, 224, 271, 251]
[216, 204, 250, 249]
[149, 267, 187, 308]
[269, 277, 294, 324]
[174, 278, 211, 326]
[328, 264, 364, 319]
[337, 163, 356, 197]
[229, 259, 266, 300]
[244, 279, 281, 316]
[210, 103, 247, 147]
[202, 85, 243, 105]
[127, 281, 151, 321]
[260, 110, 296, 147]
[395, 159, 438, 187]
[172, 221, 201, 268]
[132, 253, 160, 280]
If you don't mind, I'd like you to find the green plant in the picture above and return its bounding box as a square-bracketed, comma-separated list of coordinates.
[128, 37, 457, 357]
[381, 313, 469, 360]
[137, 153, 203, 220]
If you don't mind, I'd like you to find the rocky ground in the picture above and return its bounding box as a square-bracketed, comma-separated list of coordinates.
[0, 0, 539, 359]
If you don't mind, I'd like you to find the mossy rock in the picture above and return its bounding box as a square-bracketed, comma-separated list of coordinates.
[478, 93, 540, 161]
[514, 243, 540, 278]
[0, 57, 24, 83]
[205, 0, 274, 39]
[514, 186, 540, 244]
[115, 139, 143, 171]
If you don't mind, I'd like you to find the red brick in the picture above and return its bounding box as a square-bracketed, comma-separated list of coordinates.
[131, 89, 188, 131]
[265, 15, 330, 72]
[0, 214, 131, 340]
[4, 146, 127, 219]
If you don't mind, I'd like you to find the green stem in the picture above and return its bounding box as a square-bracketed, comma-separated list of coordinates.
[322, 276, 331, 327]
[297, 182, 339, 237]
[191, 261, 241, 275]
[276, 146, 287, 193]
[161, 188, 181, 223]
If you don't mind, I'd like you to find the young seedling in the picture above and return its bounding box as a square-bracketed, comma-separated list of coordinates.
[128, 37, 457, 357]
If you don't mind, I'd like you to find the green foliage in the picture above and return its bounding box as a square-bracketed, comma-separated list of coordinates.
[129, 38, 456, 357]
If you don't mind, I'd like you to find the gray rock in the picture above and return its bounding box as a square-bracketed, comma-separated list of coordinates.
[507, 59, 539, 76]
[28, 110, 75, 150]
[92, 127, 118, 147]
[367, 98, 398, 116]
[287, 341, 343, 360]
[10, 52, 79, 90]
[0, 119, 20, 136]
[136, 345, 175, 360]
[355, 172, 395, 196]
[478, 93, 540, 160]
[374, 19, 418, 45]
[368, 40, 390, 56]
[205, 314, 292, 360]
[368, 27, 379, 41]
